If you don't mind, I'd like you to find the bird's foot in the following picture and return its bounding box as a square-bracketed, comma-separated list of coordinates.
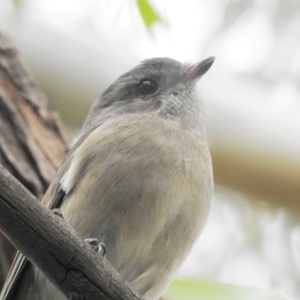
[51, 208, 63, 219]
[85, 238, 107, 257]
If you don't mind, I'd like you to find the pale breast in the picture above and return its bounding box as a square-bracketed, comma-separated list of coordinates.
[59, 113, 213, 299]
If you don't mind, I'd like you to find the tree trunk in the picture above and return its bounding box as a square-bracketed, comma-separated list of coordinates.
[0, 33, 69, 289]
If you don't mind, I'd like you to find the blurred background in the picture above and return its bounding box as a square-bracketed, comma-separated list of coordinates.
[0, 0, 299, 299]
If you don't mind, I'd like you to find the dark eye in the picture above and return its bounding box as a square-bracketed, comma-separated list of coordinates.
[137, 79, 158, 96]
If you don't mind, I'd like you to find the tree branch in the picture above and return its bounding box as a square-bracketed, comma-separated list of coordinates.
[0, 164, 142, 300]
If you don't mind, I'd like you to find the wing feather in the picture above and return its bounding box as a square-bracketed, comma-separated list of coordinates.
[0, 133, 89, 300]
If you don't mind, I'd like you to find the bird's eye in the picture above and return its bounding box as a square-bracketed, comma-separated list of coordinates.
[137, 79, 158, 96]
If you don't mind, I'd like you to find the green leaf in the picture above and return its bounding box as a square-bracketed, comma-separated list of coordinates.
[136, 0, 162, 30]
[12, 0, 22, 7]
[167, 278, 286, 300]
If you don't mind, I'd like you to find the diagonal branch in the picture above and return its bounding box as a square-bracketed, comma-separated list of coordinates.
[0, 164, 142, 300]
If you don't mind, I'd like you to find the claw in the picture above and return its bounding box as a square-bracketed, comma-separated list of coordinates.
[51, 208, 63, 219]
[85, 238, 107, 257]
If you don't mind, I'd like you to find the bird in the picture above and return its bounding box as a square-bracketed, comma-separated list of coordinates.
[0, 56, 214, 300]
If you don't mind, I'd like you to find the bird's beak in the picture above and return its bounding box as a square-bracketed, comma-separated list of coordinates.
[184, 56, 215, 84]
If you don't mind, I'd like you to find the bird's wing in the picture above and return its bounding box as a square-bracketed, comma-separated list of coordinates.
[0, 253, 27, 300]
[0, 134, 89, 300]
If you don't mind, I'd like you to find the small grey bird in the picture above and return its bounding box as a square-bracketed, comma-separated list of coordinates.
[0, 56, 214, 300]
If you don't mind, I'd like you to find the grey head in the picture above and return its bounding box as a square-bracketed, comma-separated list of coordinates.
[82, 57, 215, 133]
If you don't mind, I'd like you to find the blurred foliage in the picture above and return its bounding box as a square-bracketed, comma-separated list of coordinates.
[135, 0, 162, 30]
[12, 0, 21, 8]
[167, 278, 286, 300]
[11, 0, 163, 30]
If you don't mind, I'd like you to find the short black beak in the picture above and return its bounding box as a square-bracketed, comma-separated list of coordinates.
[184, 56, 215, 83]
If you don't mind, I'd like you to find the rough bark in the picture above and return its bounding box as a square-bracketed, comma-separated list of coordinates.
[0, 33, 69, 288]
